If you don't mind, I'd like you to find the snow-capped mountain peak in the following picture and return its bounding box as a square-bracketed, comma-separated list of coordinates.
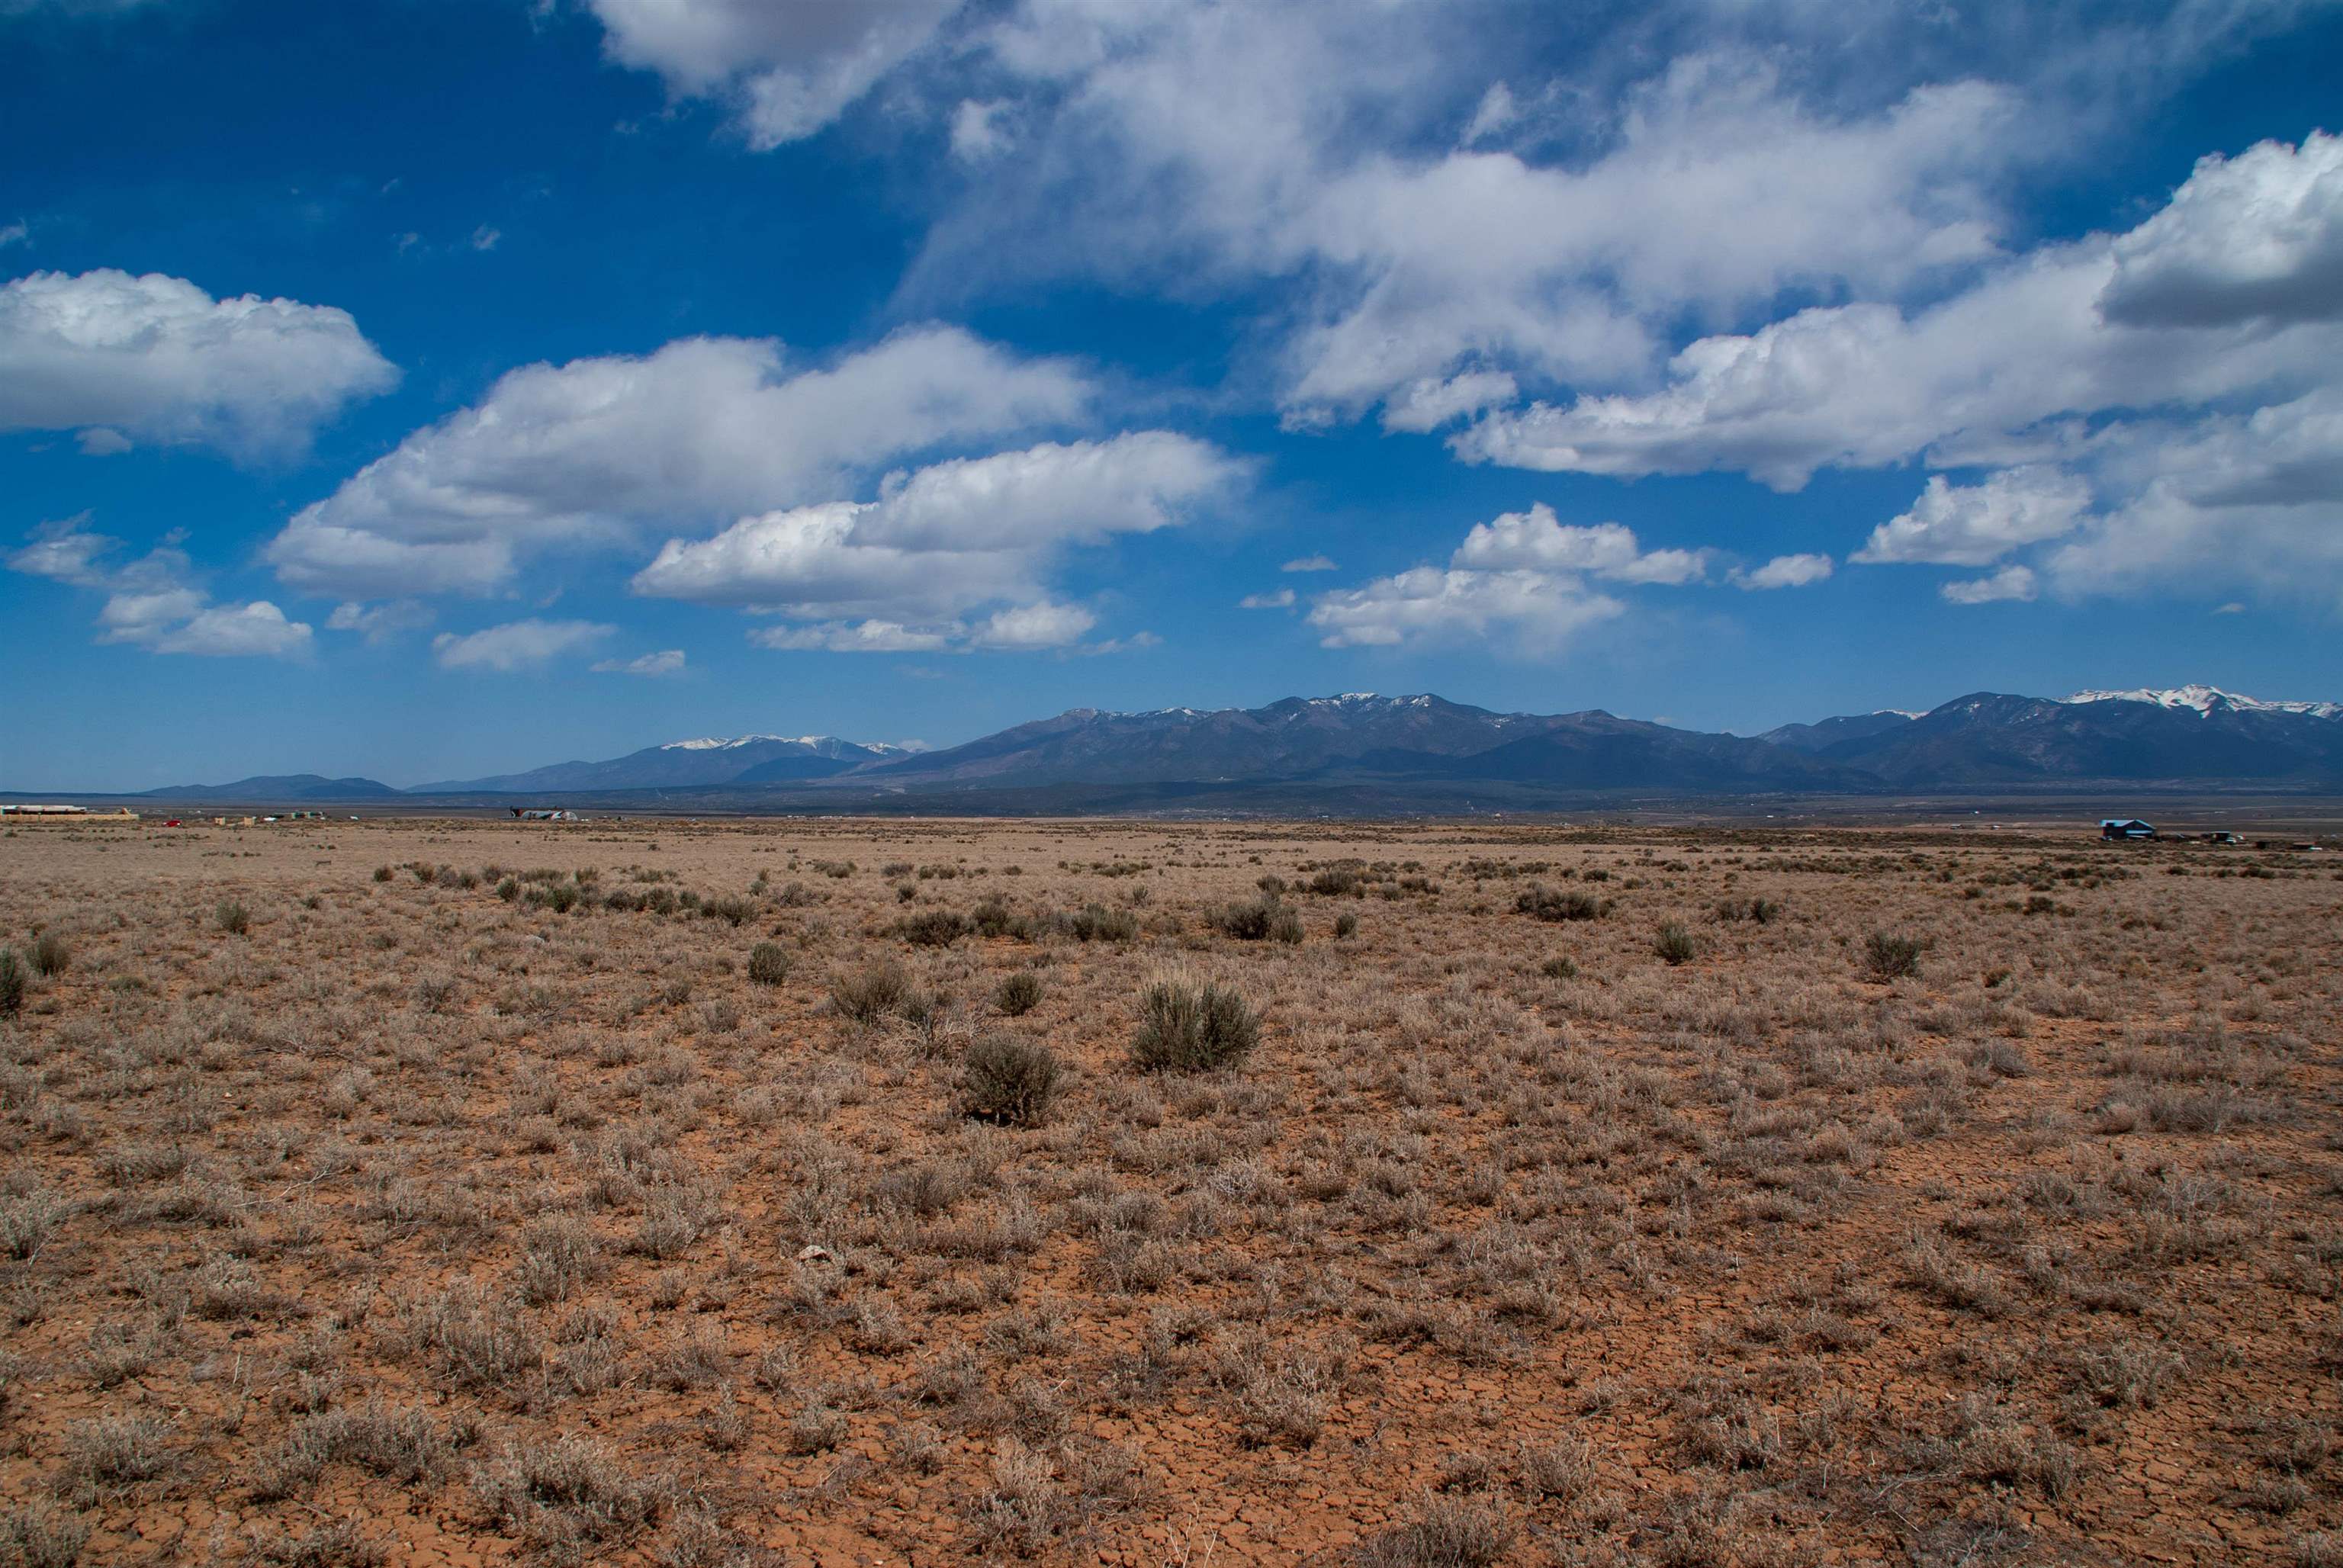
[2063, 685, 2342, 719]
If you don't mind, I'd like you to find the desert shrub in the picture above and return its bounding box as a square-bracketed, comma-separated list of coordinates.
[524, 883, 581, 914]
[1334, 912, 1359, 939]
[994, 972, 1043, 1017]
[898, 910, 970, 947]
[1131, 978, 1260, 1072]
[1540, 955, 1577, 980]
[1207, 898, 1288, 940]
[1714, 897, 1781, 923]
[0, 950, 23, 1017]
[1269, 907, 1306, 945]
[1864, 931, 1924, 982]
[373, 864, 395, 882]
[704, 895, 757, 927]
[830, 962, 913, 1024]
[214, 900, 250, 935]
[747, 942, 790, 986]
[960, 1034, 1063, 1127]
[1061, 904, 1136, 943]
[28, 931, 68, 978]
[1309, 866, 1363, 896]
[494, 877, 519, 902]
[1516, 885, 1602, 922]
[1654, 922, 1697, 966]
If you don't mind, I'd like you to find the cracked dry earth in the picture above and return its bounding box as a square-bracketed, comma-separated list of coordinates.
[2, 815, 2341, 1567]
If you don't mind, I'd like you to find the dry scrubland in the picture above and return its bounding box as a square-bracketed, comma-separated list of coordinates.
[2, 816, 2341, 1568]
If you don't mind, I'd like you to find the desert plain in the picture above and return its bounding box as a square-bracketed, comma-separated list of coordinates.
[2, 814, 2340, 1567]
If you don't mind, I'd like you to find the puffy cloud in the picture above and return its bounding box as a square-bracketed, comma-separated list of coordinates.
[431, 619, 614, 672]
[8, 512, 112, 586]
[326, 599, 433, 643]
[915, 4, 2122, 426]
[632, 432, 1242, 629]
[1307, 566, 1625, 651]
[9, 515, 314, 657]
[1239, 588, 1295, 609]
[2100, 131, 2343, 328]
[1732, 552, 1834, 590]
[1304, 496, 1821, 647]
[1380, 370, 1519, 435]
[0, 269, 395, 457]
[1940, 564, 2037, 604]
[592, 648, 686, 676]
[971, 600, 1095, 649]
[949, 98, 1011, 162]
[584, 0, 960, 148]
[2040, 387, 2343, 606]
[1854, 466, 2092, 566]
[1452, 504, 1708, 585]
[147, 601, 313, 658]
[267, 326, 1091, 599]
[752, 619, 956, 653]
[1458, 133, 2343, 492]
[1277, 68, 2014, 423]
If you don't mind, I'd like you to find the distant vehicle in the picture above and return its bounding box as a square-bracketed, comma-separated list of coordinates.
[2197, 831, 2242, 845]
[2100, 818, 2157, 840]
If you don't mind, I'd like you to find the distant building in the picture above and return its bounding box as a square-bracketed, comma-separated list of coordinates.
[0, 803, 88, 816]
[2100, 818, 2157, 840]
[2198, 831, 2243, 845]
[512, 808, 582, 821]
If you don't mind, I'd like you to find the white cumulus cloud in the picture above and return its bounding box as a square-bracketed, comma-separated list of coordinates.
[632, 432, 1243, 634]
[2100, 130, 2343, 327]
[9, 515, 315, 658]
[432, 619, 614, 673]
[1452, 504, 1708, 585]
[1940, 564, 2038, 604]
[266, 326, 1091, 599]
[1308, 566, 1625, 651]
[585, 0, 961, 148]
[1855, 466, 2093, 566]
[1732, 553, 1834, 590]
[0, 269, 395, 457]
[592, 648, 686, 676]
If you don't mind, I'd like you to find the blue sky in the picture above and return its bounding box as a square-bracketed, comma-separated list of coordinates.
[5, 0, 2341, 789]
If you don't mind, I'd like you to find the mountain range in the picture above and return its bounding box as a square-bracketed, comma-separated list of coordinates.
[53, 685, 2342, 810]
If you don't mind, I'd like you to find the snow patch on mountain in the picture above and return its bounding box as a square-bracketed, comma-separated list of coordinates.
[661, 734, 911, 754]
[2064, 685, 2342, 720]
